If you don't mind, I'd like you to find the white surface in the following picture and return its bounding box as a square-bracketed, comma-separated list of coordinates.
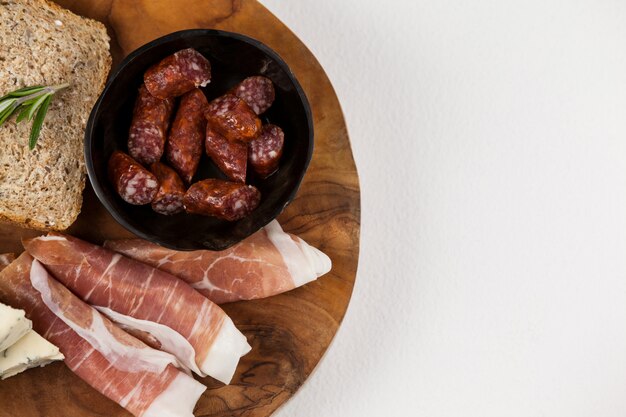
[261, 1, 626, 416]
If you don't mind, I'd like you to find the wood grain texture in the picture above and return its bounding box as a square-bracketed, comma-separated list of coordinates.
[0, 1, 360, 416]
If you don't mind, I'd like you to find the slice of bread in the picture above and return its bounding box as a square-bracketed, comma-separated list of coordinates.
[0, 0, 111, 230]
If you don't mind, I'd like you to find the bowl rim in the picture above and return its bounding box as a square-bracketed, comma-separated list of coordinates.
[84, 29, 314, 251]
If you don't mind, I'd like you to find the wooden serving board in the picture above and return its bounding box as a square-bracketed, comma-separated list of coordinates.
[0, 1, 360, 416]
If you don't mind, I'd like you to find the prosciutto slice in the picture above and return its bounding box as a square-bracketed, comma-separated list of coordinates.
[0, 252, 206, 417]
[0, 253, 15, 270]
[104, 220, 332, 304]
[23, 234, 251, 384]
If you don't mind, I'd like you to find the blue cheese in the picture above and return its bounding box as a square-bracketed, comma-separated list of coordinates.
[0, 302, 31, 352]
[0, 331, 64, 379]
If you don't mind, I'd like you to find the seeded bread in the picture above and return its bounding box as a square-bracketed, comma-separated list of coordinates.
[0, 0, 111, 230]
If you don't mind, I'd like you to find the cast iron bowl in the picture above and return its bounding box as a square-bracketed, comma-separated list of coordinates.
[85, 29, 313, 251]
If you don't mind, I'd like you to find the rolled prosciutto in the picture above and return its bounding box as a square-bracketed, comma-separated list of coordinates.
[23, 234, 251, 384]
[104, 220, 332, 304]
[0, 253, 15, 270]
[0, 252, 206, 417]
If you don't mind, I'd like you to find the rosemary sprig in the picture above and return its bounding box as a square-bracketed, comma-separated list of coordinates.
[0, 83, 70, 150]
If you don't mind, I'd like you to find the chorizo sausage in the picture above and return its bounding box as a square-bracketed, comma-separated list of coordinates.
[204, 94, 261, 143]
[128, 84, 174, 166]
[144, 48, 211, 99]
[150, 162, 186, 215]
[108, 151, 159, 205]
[165, 89, 208, 184]
[249, 124, 284, 178]
[229, 76, 275, 115]
[205, 126, 247, 183]
[183, 179, 261, 221]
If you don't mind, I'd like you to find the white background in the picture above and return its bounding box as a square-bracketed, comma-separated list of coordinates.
[261, 1, 626, 416]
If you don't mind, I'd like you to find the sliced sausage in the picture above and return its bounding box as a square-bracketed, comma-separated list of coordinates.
[183, 179, 261, 221]
[150, 162, 186, 215]
[205, 126, 247, 183]
[204, 94, 261, 143]
[108, 151, 159, 205]
[128, 84, 174, 166]
[144, 48, 211, 99]
[249, 124, 284, 178]
[229, 76, 275, 115]
[165, 89, 208, 184]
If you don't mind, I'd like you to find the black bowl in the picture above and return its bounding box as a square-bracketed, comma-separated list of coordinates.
[85, 29, 313, 251]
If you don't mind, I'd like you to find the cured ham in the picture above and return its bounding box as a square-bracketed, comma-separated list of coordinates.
[104, 220, 332, 304]
[23, 234, 250, 384]
[0, 252, 206, 417]
[0, 253, 15, 270]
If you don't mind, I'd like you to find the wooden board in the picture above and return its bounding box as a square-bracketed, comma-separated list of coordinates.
[0, 1, 360, 416]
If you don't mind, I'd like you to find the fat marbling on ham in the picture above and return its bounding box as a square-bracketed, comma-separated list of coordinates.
[0, 252, 206, 417]
[0, 253, 15, 270]
[23, 234, 251, 384]
[104, 220, 332, 304]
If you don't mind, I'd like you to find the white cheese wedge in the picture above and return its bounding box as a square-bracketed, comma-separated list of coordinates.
[0, 302, 32, 352]
[0, 330, 64, 380]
